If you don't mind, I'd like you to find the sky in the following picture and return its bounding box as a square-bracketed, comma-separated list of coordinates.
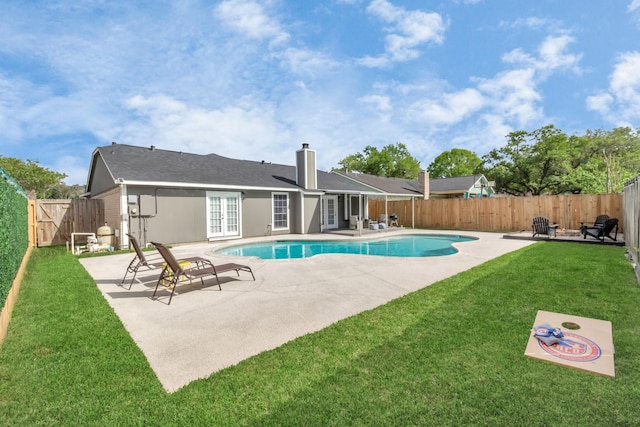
[1, 1, 640, 185]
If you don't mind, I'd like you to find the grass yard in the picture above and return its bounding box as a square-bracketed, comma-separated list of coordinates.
[0, 242, 639, 425]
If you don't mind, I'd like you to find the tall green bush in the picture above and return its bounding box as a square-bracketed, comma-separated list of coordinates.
[0, 167, 28, 311]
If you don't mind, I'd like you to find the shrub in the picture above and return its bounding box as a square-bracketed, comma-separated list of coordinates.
[0, 167, 28, 310]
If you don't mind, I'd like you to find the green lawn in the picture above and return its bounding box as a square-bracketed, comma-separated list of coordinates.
[1, 243, 639, 426]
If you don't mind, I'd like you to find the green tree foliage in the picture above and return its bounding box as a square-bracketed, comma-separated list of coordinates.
[427, 148, 483, 178]
[572, 127, 640, 193]
[334, 143, 421, 179]
[0, 156, 73, 199]
[482, 125, 578, 195]
[482, 125, 640, 195]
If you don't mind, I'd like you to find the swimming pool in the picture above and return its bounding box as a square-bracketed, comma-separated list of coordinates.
[215, 234, 477, 259]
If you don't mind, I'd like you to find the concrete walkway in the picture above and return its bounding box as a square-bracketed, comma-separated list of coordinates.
[79, 230, 535, 392]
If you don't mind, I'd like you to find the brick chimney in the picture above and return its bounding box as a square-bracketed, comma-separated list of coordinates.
[296, 143, 317, 190]
[419, 170, 429, 200]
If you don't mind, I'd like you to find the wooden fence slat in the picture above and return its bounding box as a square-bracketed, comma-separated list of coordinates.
[369, 194, 623, 233]
[36, 199, 104, 247]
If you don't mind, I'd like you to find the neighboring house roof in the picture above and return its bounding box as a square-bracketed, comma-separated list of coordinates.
[332, 171, 422, 196]
[330, 171, 493, 197]
[430, 174, 489, 195]
[86, 143, 378, 195]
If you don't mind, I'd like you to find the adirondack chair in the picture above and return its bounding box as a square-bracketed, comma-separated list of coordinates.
[583, 218, 619, 242]
[532, 216, 558, 238]
[580, 214, 609, 235]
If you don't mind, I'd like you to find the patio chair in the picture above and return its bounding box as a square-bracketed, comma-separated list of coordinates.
[532, 216, 558, 238]
[580, 214, 609, 235]
[583, 218, 619, 242]
[120, 234, 210, 290]
[151, 241, 255, 305]
[120, 233, 166, 290]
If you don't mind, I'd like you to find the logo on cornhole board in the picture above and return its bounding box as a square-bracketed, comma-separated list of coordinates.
[525, 310, 615, 377]
[537, 332, 602, 362]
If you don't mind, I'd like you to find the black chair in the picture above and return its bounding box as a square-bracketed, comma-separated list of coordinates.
[580, 214, 609, 235]
[532, 216, 558, 238]
[583, 218, 618, 242]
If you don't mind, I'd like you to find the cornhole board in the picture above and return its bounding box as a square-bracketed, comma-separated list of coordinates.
[524, 310, 615, 377]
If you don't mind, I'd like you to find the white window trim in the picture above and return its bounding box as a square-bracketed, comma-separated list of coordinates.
[272, 192, 290, 231]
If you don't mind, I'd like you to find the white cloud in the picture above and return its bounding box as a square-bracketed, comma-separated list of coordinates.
[537, 35, 582, 73]
[629, 0, 640, 12]
[357, 55, 391, 68]
[214, 0, 289, 46]
[587, 52, 640, 124]
[275, 48, 340, 77]
[124, 94, 289, 159]
[358, 94, 393, 121]
[409, 88, 485, 126]
[476, 68, 543, 127]
[362, 0, 446, 65]
[502, 35, 582, 74]
[503, 17, 554, 30]
[586, 93, 613, 115]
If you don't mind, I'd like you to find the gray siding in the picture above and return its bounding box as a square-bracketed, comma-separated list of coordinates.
[90, 155, 117, 196]
[304, 195, 321, 233]
[241, 191, 276, 237]
[126, 187, 207, 246]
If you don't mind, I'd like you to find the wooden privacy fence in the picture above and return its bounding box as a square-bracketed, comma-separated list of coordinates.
[369, 194, 623, 233]
[36, 199, 104, 247]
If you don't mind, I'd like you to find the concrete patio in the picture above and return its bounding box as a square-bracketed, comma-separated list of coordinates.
[79, 230, 535, 392]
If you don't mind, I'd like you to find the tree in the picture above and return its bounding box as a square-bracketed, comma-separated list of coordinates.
[427, 148, 483, 178]
[579, 127, 640, 193]
[334, 143, 421, 179]
[0, 156, 70, 199]
[482, 125, 578, 195]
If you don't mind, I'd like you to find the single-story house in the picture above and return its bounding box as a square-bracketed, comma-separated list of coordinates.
[85, 143, 494, 248]
[86, 143, 393, 248]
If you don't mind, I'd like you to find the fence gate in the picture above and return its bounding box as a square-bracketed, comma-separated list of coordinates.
[36, 199, 104, 247]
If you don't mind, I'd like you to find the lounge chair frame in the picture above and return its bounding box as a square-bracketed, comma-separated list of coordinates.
[151, 241, 255, 305]
[121, 234, 209, 290]
[120, 233, 165, 290]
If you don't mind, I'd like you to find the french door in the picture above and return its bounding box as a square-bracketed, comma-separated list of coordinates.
[324, 195, 338, 230]
[207, 192, 241, 238]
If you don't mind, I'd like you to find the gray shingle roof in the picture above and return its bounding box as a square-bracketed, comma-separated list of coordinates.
[90, 143, 377, 193]
[333, 171, 421, 196]
[332, 171, 486, 195]
[429, 174, 484, 193]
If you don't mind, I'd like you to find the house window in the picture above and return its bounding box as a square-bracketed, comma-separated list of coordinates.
[272, 193, 289, 230]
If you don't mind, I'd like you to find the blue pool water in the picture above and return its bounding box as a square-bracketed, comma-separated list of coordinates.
[215, 234, 477, 259]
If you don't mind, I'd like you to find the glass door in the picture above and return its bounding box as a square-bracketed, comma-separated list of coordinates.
[324, 195, 338, 229]
[207, 192, 241, 238]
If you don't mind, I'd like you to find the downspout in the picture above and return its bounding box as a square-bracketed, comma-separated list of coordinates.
[385, 196, 388, 224]
[412, 196, 415, 229]
[119, 182, 129, 249]
[299, 190, 306, 234]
